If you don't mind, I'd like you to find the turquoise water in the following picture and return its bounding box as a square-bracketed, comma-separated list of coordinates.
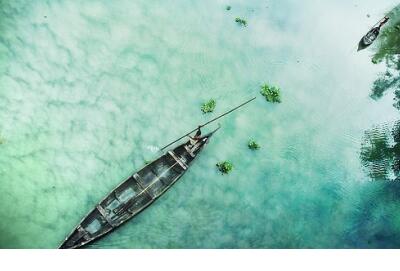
[1, 0, 400, 248]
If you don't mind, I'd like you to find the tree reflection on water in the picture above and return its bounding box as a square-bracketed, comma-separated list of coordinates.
[361, 4, 400, 181]
[370, 5, 400, 107]
[361, 121, 400, 181]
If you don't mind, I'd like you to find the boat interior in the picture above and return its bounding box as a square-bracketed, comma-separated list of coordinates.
[60, 139, 208, 248]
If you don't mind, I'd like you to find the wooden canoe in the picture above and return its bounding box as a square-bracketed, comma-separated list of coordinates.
[59, 128, 218, 249]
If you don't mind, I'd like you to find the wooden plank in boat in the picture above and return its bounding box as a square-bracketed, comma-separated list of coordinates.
[77, 225, 90, 241]
[184, 145, 195, 158]
[133, 173, 155, 199]
[96, 205, 118, 227]
[168, 151, 188, 170]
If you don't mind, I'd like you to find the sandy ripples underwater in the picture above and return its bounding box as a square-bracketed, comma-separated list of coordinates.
[1, 0, 400, 248]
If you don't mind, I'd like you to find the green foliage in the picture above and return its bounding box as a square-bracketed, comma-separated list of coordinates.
[260, 84, 281, 103]
[248, 140, 260, 150]
[370, 4, 400, 107]
[216, 161, 233, 174]
[0, 133, 4, 145]
[226, 6, 231, 11]
[201, 99, 216, 113]
[235, 17, 247, 27]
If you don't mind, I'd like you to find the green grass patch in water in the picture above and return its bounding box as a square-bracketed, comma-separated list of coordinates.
[260, 84, 282, 103]
[201, 99, 216, 113]
[216, 161, 233, 174]
[235, 17, 247, 27]
[248, 140, 260, 150]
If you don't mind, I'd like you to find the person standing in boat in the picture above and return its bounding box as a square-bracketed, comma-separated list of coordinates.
[379, 16, 390, 27]
[187, 126, 204, 152]
[189, 126, 202, 143]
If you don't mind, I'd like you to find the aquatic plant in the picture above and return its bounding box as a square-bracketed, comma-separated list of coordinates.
[248, 140, 260, 150]
[201, 99, 216, 113]
[226, 6, 231, 11]
[216, 161, 233, 174]
[235, 17, 247, 27]
[0, 134, 4, 145]
[260, 84, 281, 103]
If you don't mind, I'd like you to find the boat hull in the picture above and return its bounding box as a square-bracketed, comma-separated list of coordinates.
[357, 27, 380, 51]
[59, 134, 212, 249]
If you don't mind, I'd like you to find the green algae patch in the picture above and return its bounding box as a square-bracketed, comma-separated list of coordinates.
[0, 134, 4, 145]
[235, 17, 247, 27]
[260, 84, 282, 103]
[248, 140, 260, 150]
[226, 6, 231, 11]
[216, 161, 233, 174]
[201, 99, 216, 113]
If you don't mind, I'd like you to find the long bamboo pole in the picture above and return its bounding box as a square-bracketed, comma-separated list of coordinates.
[160, 97, 256, 151]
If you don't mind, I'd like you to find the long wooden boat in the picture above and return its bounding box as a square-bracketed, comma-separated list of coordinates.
[59, 97, 256, 249]
[59, 127, 218, 249]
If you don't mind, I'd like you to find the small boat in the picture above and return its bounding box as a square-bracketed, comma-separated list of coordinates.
[59, 97, 255, 249]
[358, 16, 389, 51]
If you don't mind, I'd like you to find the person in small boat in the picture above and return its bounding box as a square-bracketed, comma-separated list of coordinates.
[189, 126, 202, 143]
[380, 16, 389, 27]
[188, 126, 203, 151]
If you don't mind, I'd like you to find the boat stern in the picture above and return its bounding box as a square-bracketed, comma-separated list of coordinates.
[59, 228, 88, 249]
[59, 207, 114, 249]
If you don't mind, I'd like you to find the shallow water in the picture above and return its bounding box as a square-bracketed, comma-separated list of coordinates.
[1, 0, 400, 248]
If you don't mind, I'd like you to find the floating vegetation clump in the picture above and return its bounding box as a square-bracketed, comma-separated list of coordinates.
[226, 6, 231, 11]
[248, 140, 260, 150]
[201, 99, 216, 113]
[260, 84, 281, 103]
[0, 134, 4, 145]
[235, 17, 247, 27]
[216, 161, 233, 174]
